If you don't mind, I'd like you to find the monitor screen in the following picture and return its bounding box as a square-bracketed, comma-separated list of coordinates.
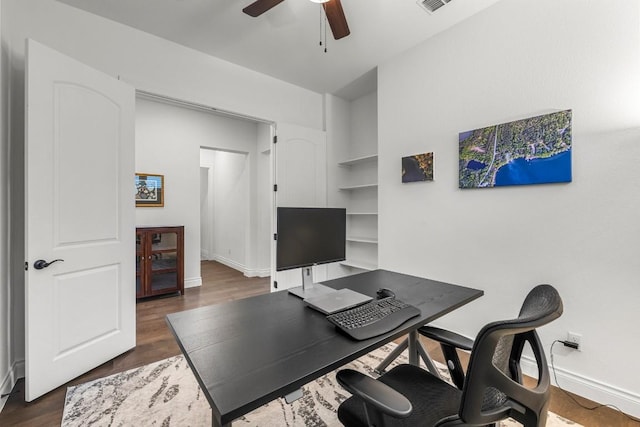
[276, 207, 346, 271]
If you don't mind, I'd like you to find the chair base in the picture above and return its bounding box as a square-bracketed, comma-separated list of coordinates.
[375, 332, 442, 379]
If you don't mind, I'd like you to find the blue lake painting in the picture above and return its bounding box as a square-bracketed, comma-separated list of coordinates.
[459, 110, 572, 188]
[494, 150, 571, 186]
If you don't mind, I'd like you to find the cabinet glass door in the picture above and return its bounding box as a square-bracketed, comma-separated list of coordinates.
[149, 231, 179, 293]
[135, 231, 145, 298]
[136, 226, 183, 299]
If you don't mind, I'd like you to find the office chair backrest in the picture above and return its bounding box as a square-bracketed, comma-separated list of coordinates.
[452, 284, 563, 427]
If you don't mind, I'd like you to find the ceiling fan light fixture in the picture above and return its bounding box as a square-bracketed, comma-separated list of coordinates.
[243, 0, 349, 40]
[417, 0, 452, 14]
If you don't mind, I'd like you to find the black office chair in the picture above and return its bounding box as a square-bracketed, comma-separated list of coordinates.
[336, 284, 563, 427]
[417, 325, 474, 391]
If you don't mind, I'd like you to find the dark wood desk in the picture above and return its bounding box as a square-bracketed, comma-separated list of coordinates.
[166, 269, 483, 427]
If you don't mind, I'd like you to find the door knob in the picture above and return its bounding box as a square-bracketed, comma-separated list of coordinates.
[33, 259, 64, 270]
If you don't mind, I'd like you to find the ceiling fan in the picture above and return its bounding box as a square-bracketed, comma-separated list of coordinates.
[243, 0, 350, 40]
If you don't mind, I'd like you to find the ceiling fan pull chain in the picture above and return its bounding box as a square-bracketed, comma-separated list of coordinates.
[324, 12, 328, 53]
[319, 6, 323, 47]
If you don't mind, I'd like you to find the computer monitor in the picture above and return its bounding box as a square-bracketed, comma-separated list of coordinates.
[276, 207, 346, 298]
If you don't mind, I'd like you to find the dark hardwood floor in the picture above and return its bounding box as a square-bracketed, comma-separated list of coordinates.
[1, 261, 637, 426]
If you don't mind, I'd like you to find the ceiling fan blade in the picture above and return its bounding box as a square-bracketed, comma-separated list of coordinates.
[323, 0, 350, 40]
[243, 0, 285, 17]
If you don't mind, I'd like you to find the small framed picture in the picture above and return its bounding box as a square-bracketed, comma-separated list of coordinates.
[402, 152, 434, 183]
[135, 173, 164, 207]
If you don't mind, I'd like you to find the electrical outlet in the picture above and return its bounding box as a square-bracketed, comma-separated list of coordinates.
[566, 332, 582, 351]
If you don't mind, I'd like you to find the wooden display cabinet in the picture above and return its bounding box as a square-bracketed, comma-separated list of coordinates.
[136, 226, 184, 299]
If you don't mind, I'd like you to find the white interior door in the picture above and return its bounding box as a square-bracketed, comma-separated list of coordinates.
[273, 123, 327, 290]
[25, 39, 136, 401]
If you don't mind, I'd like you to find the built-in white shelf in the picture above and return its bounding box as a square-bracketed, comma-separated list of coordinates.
[340, 260, 377, 271]
[339, 183, 378, 191]
[346, 236, 378, 244]
[336, 140, 378, 274]
[338, 154, 378, 167]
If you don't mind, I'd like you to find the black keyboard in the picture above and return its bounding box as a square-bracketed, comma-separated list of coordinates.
[326, 297, 421, 340]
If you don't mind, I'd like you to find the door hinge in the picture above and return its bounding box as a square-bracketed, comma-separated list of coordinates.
[24, 262, 28, 271]
[273, 135, 278, 144]
[273, 184, 278, 192]
[273, 233, 277, 241]
[273, 281, 278, 289]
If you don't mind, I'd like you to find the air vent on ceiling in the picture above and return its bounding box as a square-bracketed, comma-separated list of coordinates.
[417, 0, 452, 14]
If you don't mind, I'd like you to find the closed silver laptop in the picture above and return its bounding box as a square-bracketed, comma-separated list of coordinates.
[304, 288, 372, 315]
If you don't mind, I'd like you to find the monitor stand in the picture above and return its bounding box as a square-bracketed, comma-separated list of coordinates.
[287, 266, 335, 299]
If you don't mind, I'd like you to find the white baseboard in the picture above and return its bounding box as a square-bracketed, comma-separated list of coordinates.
[14, 359, 24, 380]
[184, 277, 202, 289]
[212, 255, 245, 274]
[521, 357, 640, 419]
[212, 255, 269, 278]
[0, 359, 25, 414]
[0, 368, 12, 413]
[244, 267, 270, 278]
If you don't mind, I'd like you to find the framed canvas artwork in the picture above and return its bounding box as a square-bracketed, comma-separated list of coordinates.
[459, 110, 572, 188]
[402, 152, 434, 183]
[135, 173, 164, 207]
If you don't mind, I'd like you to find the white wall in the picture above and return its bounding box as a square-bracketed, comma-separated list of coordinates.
[0, 0, 322, 397]
[3, 2, 323, 129]
[0, 1, 10, 412]
[326, 94, 351, 207]
[136, 97, 269, 286]
[349, 91, 378, 159]
[211, 152, 249, 269]
[378, 0, 640, 416]
[200, 148, 268, 276]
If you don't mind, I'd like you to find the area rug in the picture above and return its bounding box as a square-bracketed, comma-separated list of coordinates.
[62, 344, 580, 426]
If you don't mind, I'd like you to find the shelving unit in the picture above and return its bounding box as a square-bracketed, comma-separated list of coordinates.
[338, 183, 378, 191]
[346, 236, 378, 244]
[338, 154, 378, 167]
[136, 226, 184, 299]
[340, 259, 377, 271]
[337, 155, 378, 271]
[347, 212, 377, 216]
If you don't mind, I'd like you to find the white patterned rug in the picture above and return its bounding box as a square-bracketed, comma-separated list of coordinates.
[62, 344, 580, 426]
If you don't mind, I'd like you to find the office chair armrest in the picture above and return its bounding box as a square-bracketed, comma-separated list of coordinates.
[418, 325, 472, 390]
[418, 326, 473, 351]
[336, 369, 412, 418]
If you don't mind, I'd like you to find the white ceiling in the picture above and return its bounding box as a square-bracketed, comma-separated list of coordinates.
[56, 0, 501, 98]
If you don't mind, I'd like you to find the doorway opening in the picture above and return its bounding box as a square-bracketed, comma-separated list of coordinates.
[200, 148, 258, 275]
[136, 91, 274, 284]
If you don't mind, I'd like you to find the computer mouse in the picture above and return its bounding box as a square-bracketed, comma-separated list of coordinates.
[376, 288, 395, 299]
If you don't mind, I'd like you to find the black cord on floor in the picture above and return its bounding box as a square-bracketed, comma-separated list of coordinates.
[550, 340, 640, 423]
